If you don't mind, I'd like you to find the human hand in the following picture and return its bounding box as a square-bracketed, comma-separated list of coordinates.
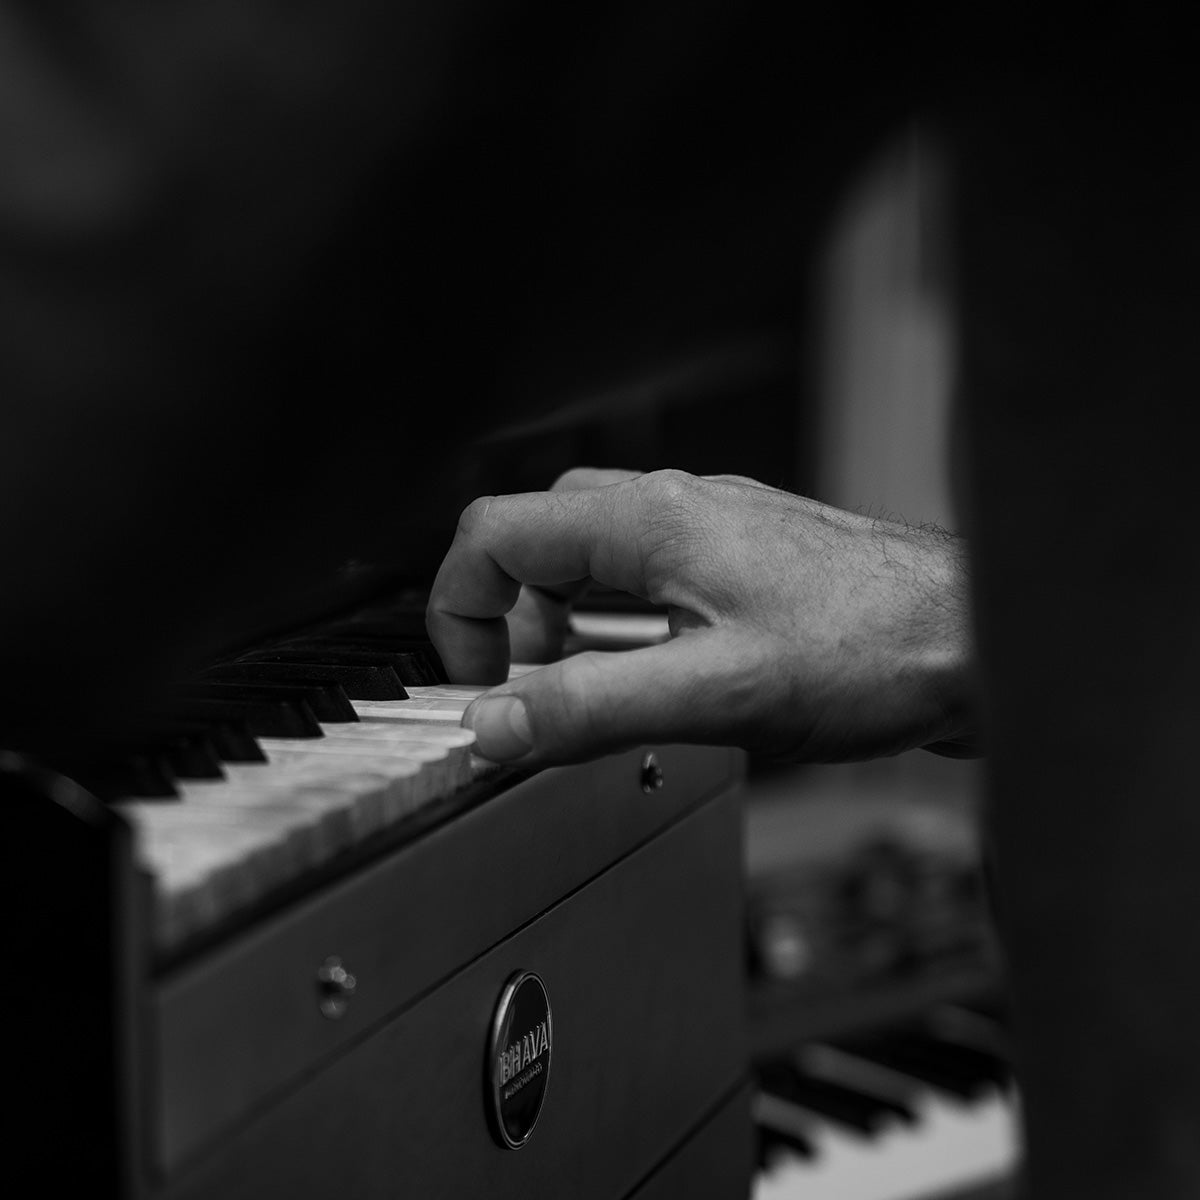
[426, 468, 978, 765]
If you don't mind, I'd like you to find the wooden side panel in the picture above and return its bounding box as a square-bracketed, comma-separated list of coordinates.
[160, 786, 745, 1200]
[625, 1086, 753, 1200]
[154, 743, 738, 1173]
[1, 755, 149, 1199]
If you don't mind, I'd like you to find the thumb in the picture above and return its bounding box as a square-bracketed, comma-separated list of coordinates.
[462, 636, 744, 765]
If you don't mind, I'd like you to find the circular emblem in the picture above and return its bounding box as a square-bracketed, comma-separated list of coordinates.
[486, 970, 553, 1149]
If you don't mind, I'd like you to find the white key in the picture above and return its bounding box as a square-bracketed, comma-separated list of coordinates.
[179, 772, 397, 853]
[352, 696, 478, 723]
[118, 803, 308, 947]
[506, 662, 544, 678]
[569, 612, 670, 645]
[118, 801, 312, 882]
[259, 741, 459, 808]
[219, 762, 404, 831]
[127, 768, 410, 947]
[402, 684, 491, 701]
[256, 748, 427, 812]
[352, 662, 540, 724]
[125, 666, 521, 951]
[310, 723, 476, 775]
[753, 1083, 1019, 1200]
[316, 722, 476, 751]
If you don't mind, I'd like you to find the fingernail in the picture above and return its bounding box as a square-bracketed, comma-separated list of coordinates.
[466, 695, 533, 762]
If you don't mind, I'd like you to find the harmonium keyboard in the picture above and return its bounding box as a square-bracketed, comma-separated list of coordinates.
[743, 765, 1023, 1200]
[749, 988, 1021, 1200]
[4, 591, 750, 1199]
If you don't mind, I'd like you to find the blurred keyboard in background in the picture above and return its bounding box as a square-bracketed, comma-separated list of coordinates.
[741, 753, 1017, 1198]
[743, 755, 999, 1050]
[750, 990, 1019, 1199]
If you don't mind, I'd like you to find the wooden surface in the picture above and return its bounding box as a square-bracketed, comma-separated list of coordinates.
[628, 1085, 754, 1200]
[3, 756, 149, 1199]
[158, 783, 747, 1199]
[153, 743, 739, 1171]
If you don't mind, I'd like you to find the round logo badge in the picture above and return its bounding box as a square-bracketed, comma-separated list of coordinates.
[487, 970, 553, 1149]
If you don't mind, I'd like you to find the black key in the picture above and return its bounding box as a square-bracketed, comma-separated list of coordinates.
[895, 1025, 1010, 1089]
[758, 1061, 897, 1136]
[86, 724, 226, 782]
[828, 1031, 1000, 1101]
[754, 1125, 774, 1171]
[202, 660, 408, 701]
[929, 1004, 1013, 1061]
[955, 991, 1013, 1028]
[313, 640, 446, 686]
[230, 650, 416, 698]
[57, 750, 179, 801]
[153, 713, 266, 763]
[756, 1119, 817, 1165]
[792, 1055, 919, 1125]
[167, 696, 323, 739]
[144, 731, 225, 780]
[269, 639, 446, 686]
[753, 1089, 820, 1163]
[178, 680, 356, 724]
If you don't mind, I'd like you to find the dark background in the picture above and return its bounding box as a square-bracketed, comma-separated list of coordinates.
[0, 6, 1187, 764]
[3, 4, 969, 753]
[6, 9, 1200, 1197]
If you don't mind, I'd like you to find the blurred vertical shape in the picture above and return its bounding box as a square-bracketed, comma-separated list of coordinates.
[791, 120, 979, 881]
[956, 25, 1200, 1195]
[811, 123, 957, 531]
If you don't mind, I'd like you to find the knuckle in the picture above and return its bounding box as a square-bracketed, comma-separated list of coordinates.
[636, 468, 695, 510]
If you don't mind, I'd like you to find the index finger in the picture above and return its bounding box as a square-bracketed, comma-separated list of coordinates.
[426, 482, 650, 683]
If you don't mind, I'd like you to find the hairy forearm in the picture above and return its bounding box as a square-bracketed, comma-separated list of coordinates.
[430, 469, 982, 766]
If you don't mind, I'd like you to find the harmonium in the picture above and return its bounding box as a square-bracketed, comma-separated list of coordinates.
[4, 591, 750, 1199]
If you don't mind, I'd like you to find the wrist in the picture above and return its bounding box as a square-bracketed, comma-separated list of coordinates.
[911, 532, 980, 755]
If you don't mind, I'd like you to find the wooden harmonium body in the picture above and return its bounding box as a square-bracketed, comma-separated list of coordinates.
[6, 633, 750, 1198]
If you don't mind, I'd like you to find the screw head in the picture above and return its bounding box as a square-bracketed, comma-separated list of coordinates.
[316, 955, 357, 1019]
[639, 751, 664, 794]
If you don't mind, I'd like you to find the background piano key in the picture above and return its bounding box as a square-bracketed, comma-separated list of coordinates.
[168, 694, 325, 739]
[351, 690, 484, 724]
[204, 659, 411, 700]
[270, 638, 446, 686]
[180, 773, 392, 856]
[752, 1087, 1018, 1200]
[737, 737, 1016, 1200]
[751, 1012, 1021, 1200]
[177, 679, 359, 723]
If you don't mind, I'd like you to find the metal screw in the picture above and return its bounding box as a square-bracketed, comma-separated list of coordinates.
[639, 751, 664, 794]
[316, 955, 357, 1019]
